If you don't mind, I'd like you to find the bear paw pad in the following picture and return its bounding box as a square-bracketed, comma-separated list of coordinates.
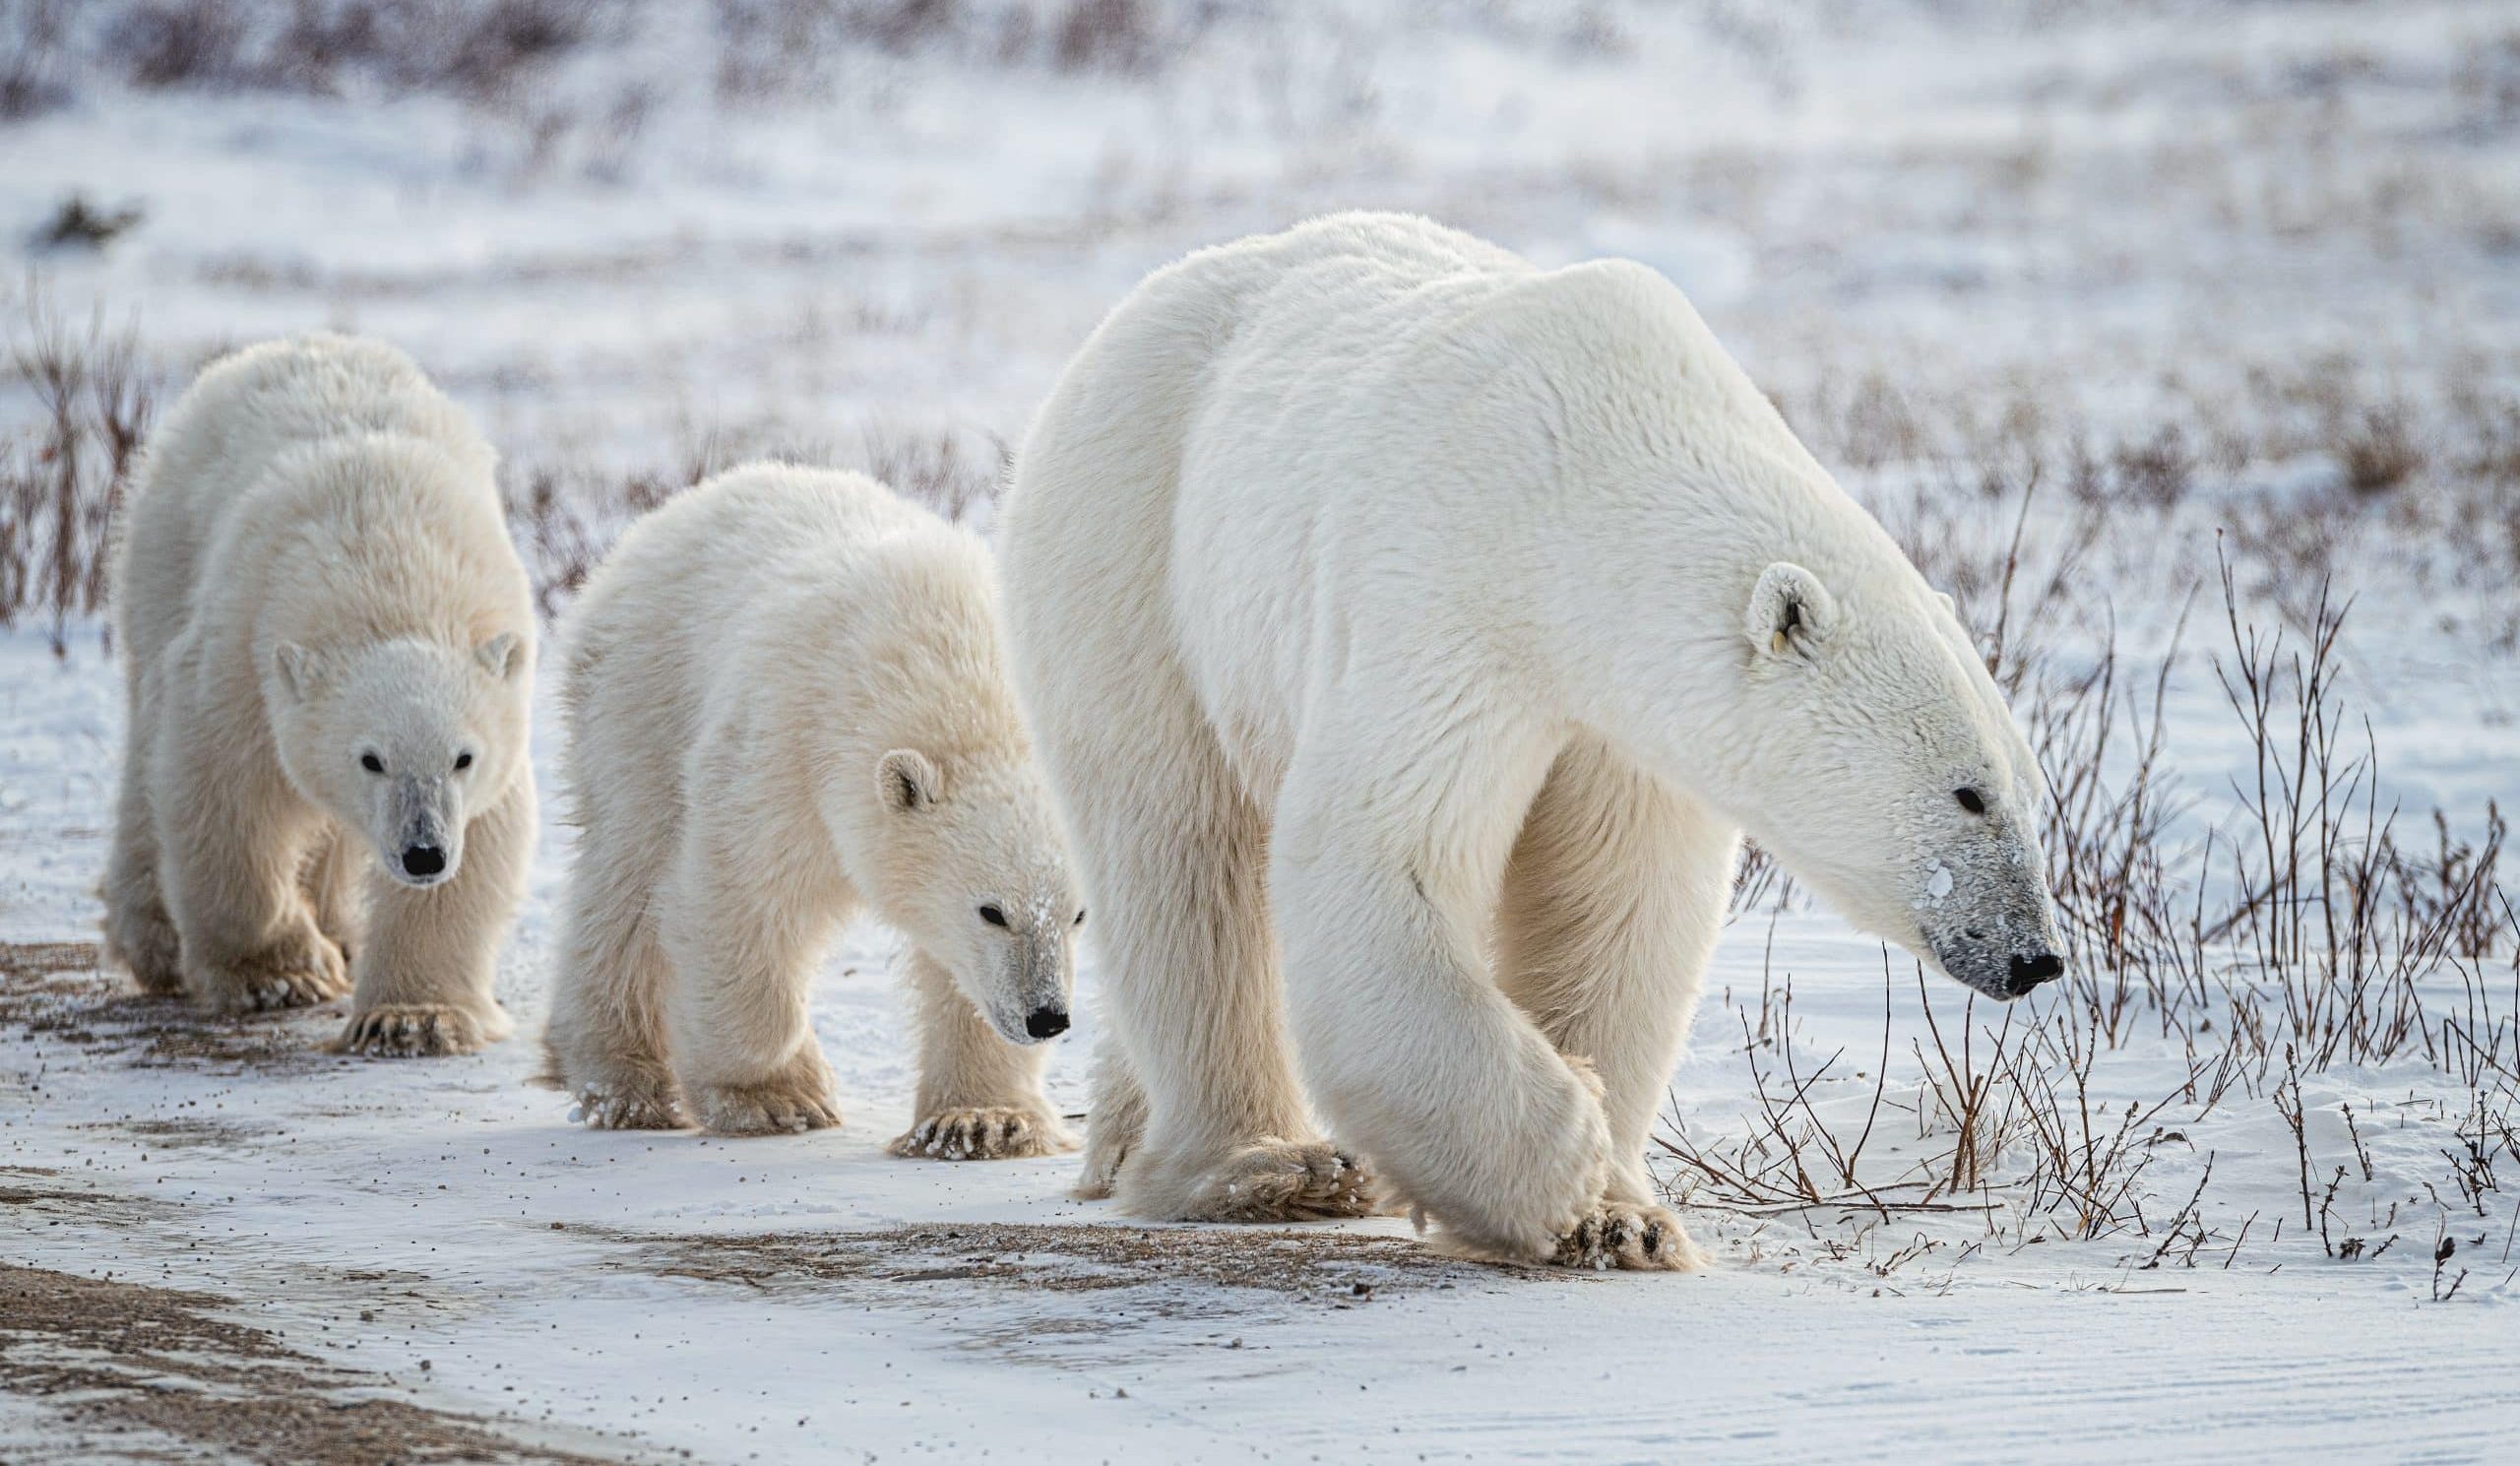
[1550, 1200, 1704, 1272]
[890, 1107, 1074, 1161]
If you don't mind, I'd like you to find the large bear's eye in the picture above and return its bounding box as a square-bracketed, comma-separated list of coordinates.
[978, 904, 1007, 927]
[1073, 909, 1086, 927]
[1954, 787, 1986, 815]
[454, 751, 473, 771]
[360, 753, 385, 774]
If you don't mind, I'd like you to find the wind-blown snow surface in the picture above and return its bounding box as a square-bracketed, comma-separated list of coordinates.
[4, 1, 2519, 1460]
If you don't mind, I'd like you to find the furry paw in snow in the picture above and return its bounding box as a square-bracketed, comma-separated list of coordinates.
[1160, 1139, 1376, 1222]
[334, 1002, 502, 1057]
[197, 927, 348, 1014]
[1549, 1200, 1704, 1272]
[890, 1107, 1075, 1161]
[569, 1075, 687, 1130]
[692, 1071, 843, 1135]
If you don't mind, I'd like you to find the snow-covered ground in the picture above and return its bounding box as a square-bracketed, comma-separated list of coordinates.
[4, 2, 2517, 1461]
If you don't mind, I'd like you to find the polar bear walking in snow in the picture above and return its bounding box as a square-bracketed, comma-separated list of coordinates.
[542, 464, 1084, 1152]
[102, 334, 536, 1056]
[998, 214, 2065, 1267]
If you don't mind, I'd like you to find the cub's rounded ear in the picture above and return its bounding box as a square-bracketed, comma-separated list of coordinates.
[273, 642, 321, 703]
[1745, 562, 1837, 661]
[475, 631, 525, 680]
[1932, 588, 1958, 620]
[877, 748, 941, 813]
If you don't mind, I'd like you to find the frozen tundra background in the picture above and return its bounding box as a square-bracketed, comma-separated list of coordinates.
[1, 1, 2516, 1461]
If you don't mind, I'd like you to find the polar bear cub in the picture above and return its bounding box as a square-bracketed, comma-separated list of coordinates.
[102, 334, 536, 1056]
[999, 214, 2064, 1267]
[543, 464, 1084, 1153]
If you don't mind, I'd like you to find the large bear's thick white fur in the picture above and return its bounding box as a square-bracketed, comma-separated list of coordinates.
[999, 214, 2061, 1266]
[102, 334, 536, 1056]
[542, 464, 1084, 1151]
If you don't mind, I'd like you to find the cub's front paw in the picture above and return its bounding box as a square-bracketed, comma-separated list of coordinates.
[334, 1002, 505, 1057]
[1550, 1199, 1705, 1272]
[195, 928, 348, 1014]
[693, 1069, 842, 1136]
[570, 1075, 687, 1131]
[1150, 1139, 1375, 1223]
[890, 1107, 1075, 1161]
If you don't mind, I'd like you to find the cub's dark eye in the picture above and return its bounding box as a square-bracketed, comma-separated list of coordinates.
[978, 905, 1007, 927]
[454, 751, 473, 771]
[1955, 787, 1987, 815]
[1073, 909, 1086, 927]
[360, 753, 384, 774]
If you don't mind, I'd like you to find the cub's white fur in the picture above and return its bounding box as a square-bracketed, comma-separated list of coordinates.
[999, 214, 2063, 1267]
[543, 464, 1083, 1151]
[102, 334, 536, 1056]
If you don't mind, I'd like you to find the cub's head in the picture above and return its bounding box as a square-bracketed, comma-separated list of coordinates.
[1721, 561, 2064, 1001]
[266, 632, 531, 889]
[867, 749, 1081, 1046]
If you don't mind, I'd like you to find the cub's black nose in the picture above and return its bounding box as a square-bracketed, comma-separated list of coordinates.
[402, 845, 446, 878]
[1025, 1006, 1069, 1041]
[2007, 952, 2063, 994]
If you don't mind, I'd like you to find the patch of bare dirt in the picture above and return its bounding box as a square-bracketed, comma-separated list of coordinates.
[0, 939, 329, 1073]
[613, 1220, 1552, 1319]
[0, 1263, 645, 1465]
[0, 1165, 158, 1228]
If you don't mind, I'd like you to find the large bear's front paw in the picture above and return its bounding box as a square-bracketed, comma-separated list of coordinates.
[891, 1106, 1075, 1161]
[691, 1068, 843, 1136]
[1549, 1199, 1705, 1272]
[334, 1002, 505, 1057]
[1137, 1139, 1377, 1222]
[193, 927, 349, 1014]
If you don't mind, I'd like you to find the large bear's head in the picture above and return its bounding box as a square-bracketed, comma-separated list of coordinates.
[1716, 561, 2065, 1001]
[266, 631, 532, 888]
[864, 748, 1083, 1046]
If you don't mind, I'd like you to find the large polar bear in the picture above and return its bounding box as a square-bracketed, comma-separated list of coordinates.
[999, 214, 2065, 1268]
[542, 464, 1085, 1151]
[102, 334, 536, 1057]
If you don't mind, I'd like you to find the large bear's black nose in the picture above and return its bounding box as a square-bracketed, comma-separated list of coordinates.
[2007, 952, 2063, 994]
[1025, 1006, 1069, 1040]
[402, 845, 446, 878]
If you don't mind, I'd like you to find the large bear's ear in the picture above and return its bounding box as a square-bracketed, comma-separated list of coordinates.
[1746, 562, 1837, 661]
[475, 632, 524, 680]
[1931, 588, 1958, 620]
[273, 642, 321, 703]
[877, 749, 941, 813]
